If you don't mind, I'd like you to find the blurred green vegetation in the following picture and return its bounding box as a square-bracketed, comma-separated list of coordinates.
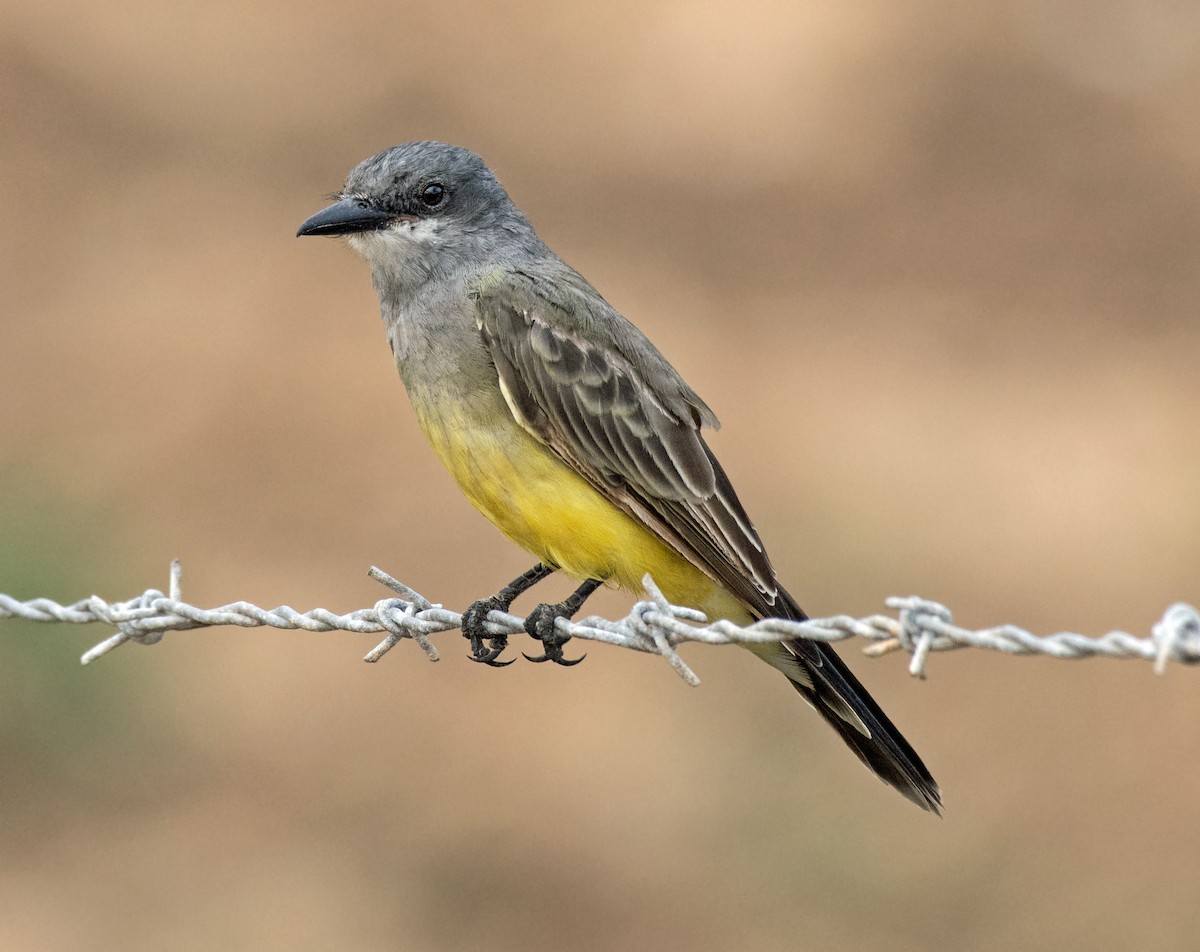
[0, 475, 172, 786]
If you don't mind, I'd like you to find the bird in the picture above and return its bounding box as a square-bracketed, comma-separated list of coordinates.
[297, 141, 941, 812]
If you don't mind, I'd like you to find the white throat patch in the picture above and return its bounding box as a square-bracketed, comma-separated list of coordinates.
[348, 218, 442, 261]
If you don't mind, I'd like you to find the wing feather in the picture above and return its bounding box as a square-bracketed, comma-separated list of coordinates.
[472, 267, 781, 614]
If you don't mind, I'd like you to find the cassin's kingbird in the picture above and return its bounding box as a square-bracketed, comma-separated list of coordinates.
[298, 141, 940, 812]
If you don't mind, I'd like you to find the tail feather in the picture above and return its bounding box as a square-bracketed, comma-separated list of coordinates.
[790, 640, 941, 812]
[769, 591, 942, 813]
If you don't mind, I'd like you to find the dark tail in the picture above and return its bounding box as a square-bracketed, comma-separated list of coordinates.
[771, 591, 942, 813]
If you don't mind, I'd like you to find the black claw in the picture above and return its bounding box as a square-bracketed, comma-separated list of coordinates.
[466, 636, 514, 666]
[523, 603, 587, 666]
[522, 648, 587, 666]
[468, 632, 512, 666]
[462, 597, 513, 666]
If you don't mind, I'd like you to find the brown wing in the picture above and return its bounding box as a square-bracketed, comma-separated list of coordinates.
[471, 266, 784, 617]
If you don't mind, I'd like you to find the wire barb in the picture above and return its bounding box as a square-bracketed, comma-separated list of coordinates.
[0, 562, 1197, 683]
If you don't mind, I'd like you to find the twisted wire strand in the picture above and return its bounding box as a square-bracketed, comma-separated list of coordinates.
[1, 561, 1197, 683]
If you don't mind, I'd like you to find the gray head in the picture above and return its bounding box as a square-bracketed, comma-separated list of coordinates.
[297, 141, 541, 288]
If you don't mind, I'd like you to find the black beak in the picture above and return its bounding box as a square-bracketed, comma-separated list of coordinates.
[296, 198, 397, 237]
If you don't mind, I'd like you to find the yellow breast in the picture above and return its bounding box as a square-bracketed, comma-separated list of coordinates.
[413, 399, 740, 619]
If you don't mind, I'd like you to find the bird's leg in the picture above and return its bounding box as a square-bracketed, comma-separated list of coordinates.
[461, 563, 555, 666]
[523, 578, 602, 666]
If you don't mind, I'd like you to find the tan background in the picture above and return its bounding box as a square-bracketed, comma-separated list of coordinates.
[3, 1, 1200, 949]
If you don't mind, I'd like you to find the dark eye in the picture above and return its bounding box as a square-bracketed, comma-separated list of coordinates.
[420, 183, 446, 207]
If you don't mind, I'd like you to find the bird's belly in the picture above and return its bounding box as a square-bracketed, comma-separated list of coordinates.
[414, 403, 728, 613]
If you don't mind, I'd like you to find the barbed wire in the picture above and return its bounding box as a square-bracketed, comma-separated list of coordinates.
[1, 560, 1197, 684]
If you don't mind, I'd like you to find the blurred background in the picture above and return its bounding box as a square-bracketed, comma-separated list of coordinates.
[2, 0, 1199, 949]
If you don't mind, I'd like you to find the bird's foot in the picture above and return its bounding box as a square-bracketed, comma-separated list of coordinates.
[522, 602, 587, 666]
[461, 596, 514, 667]
[460, 564, 558, 667]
